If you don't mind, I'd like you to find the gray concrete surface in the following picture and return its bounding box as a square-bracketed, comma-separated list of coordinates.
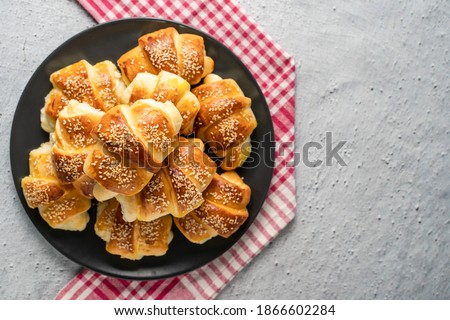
[1, 0, 449, 299]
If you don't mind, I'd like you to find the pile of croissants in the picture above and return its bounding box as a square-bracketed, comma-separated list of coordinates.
[21, 27, 257, 260]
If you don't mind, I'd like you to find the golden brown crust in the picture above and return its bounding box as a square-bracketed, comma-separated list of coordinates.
[175, 171, 250, 242]
[203, 108, 257, 153]
[192, 79, 245, 104]
[139, 28, 179, 76]
[50, 60, 98, 108]
[118, 27, 214, 85]
[21, 142, 91, 231]
[50, 60, 120, 112]
[21, 177, 65, 208]
[72, 175, 96, 199]
[91, 61, 121, 111]
[170, 137, 217, 191]
[177, 34, 206, 84]
[117, 137, 217, 222]
[44, 89, 69, 120]
[94, 101, 181, 172]
[52, 101, 104, 188]
[193, 201, 248, 238]
[137, 215, 172, 256]
[192, 75, 257, 170]
[94, 105, 152, 170]
[122, 71, 199, 135]
[167, 137, 217, 218]
[196, 172, 250, 237]
[39, 187, 91, 230]
[51, 148, 88, 184]
[117, 46, 154, 84]
[131, 102, 178, 155]
[168, 165, 204, 216]
[41, 60, 125, 133]
[203, 172, 251, 209]
[139, 167, 176, 221]
[22, 142, 66, 208]
[83, 144, 153, 196]
[194, 96, 251, 127]
[106, 205, 138, 258]
[173, 212, 217, 244]
[95, 199, 172, 260]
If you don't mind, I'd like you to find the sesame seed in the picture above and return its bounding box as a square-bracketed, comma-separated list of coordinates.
[22, 179, 63, 207]
[53, 152, 86, 183]
[180, 39, 203, 83]
[142, 173, 170, 214]
[92, 153, 138, 190]
[110, 216, 135, 252]
[139, 218, 166, 244]
[169, 166, 203, 213]
[144, 36, 178, 75]
[137, 116, 173, 152]
[194, 202, 243, 236]
[176, 213, 209, 237]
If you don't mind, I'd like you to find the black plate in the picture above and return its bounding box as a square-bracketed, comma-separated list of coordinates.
[10, 18, 274, 280]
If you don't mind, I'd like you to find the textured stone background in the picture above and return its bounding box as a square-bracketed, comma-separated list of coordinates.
[0, 0, 449, 299]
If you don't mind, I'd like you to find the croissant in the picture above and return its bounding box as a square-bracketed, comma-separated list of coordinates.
[93, 99, 182, 173]
[192, 74, 257, 170]
[21, 142, 91, 231]
[121, 71, 200, 135]
[95, 198, 173, 260]
[118, 27, 214, 85]
[83, 143, 154, 201]
[116, 137, 217, 222]
[40, 60, 126, 132]
[174, 171, 250, 244]
[51, 100, 104, 198]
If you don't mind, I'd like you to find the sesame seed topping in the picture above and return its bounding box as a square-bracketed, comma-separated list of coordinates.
[214, 117, 240, 146]
[22, 180, 63, 207]
[92, 153, 138, 190]
[110, 217, 134, 252]
[169, 166, 203, 212]
[137, 116, 172, 152]
[193, 84, 232, 102]
[41, 196, 78, 224]
[207, 183, 243, 205]
[139, 219, 166, 244]
[58, 72, 94, 104]
[143, 173, 169, 214]
[173, 150, 213, 189]
[144, 36, 178, 74]
[194, 203, 242, 235]
[97, 120, 140, 156]
[61, 117, 96, 148]
[53, 153, 86, 183]
[180, 40, 203, 82]
[152, 87, 179, 104]
[177, 213, 209, 237]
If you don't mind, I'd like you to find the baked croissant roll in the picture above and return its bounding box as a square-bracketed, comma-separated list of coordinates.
[192, 74, 257, 170]
[118, 27, 214, 85]
[174, 171, 250, 244]
[121, 71, 200, 135]
[93, 99, 182, 173]
[95, 198, 173, 260]
[21, 142, 91, 231]
[40, 60, 126, 133]
[116, 137, 217, 222]
[51, 100, 104, 198]
[83, 143, 153, 201]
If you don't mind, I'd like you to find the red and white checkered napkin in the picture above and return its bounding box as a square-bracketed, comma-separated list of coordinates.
[56, 0, 296, 300]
